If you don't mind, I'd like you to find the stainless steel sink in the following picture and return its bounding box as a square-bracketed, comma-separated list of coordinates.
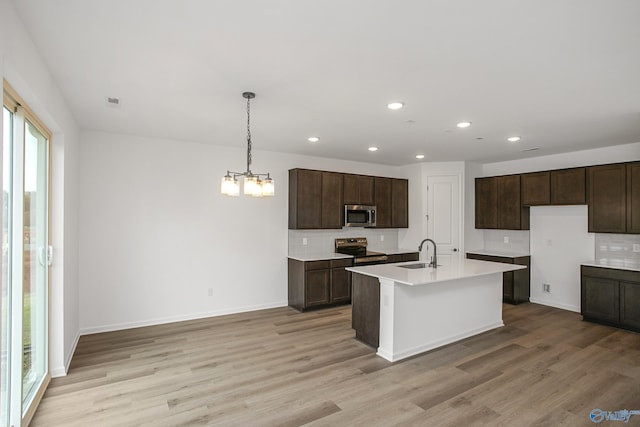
[398, 263, 441, 269]
[398, 263, 428, 269]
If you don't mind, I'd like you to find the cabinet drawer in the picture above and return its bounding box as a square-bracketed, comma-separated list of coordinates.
[305, 260, 330, 271]
[330, 258, 353, 269]
[403, 252, 420, 262]
[466, 253, 514, 264]
[385, 254, 403, 263]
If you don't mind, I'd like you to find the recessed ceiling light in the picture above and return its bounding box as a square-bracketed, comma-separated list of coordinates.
[368, 146, 379, 152]
[387, 102, 404, 110]
[507, 136, 521, 142]
[456, 121, 471, 128]
[416, 154, 425, 159]
[307, 136, 320, 142]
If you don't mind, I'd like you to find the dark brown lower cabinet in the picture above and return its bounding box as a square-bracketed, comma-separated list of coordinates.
[351, 272, 380, 348]
[466, 253, 530, 304]
[288, 258, 353, 311]
[385, 252, 420, 264]
[581, 265, 640, 332]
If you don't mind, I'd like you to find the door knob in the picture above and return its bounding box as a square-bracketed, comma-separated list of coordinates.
[452, 248, 458, 252]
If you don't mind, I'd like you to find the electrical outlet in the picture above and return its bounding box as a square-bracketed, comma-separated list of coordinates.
[380, 235, 385, 242]
[633, 244, 640, 253]
[543, 284, 551, 293]
[208, 288, 213, 297]
[503, 236, 509, 244]
[302, 238, 307, 246]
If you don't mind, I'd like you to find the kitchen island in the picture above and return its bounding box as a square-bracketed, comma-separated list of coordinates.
[347, 259, 526, 362]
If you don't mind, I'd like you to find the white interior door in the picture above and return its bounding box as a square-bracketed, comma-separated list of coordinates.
[426, 175, 461, 267]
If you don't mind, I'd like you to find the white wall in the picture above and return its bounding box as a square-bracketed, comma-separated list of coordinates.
[0, 0, 81, 376]
[464, 162, 484, 252]
[529, 206, 593, 312]
[482, 142, 640, 176]
[78, 130, 403, 333]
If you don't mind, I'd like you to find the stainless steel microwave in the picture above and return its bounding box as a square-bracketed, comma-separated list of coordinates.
[344, 205, 376, 227]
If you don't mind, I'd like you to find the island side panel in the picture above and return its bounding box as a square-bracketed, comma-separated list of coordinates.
[351, 273, 380, 348]
[377, 279, 397, 361]
[381, 273, 504, 362]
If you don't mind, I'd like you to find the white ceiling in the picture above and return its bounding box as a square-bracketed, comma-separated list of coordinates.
[10, 0, 640, 165]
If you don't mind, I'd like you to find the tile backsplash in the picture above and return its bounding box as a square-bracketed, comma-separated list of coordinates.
[288, 228, 399, 256]
[483, 229, 530, 253]
[595, 234, 640, 267]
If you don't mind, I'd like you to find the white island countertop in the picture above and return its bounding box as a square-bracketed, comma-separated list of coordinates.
[347, 258, 526, 286]
[288, 253, 353, 262]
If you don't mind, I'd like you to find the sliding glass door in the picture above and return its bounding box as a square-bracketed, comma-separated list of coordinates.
[22, 119, 49, 415]
[2, 85, 51, 426]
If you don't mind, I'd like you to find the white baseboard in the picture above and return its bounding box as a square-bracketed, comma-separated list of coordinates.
[378, 321, 504, 362]
[529, 298, 580, 313]
[50, 331, 80, 378]
[79, 301, 289, 335]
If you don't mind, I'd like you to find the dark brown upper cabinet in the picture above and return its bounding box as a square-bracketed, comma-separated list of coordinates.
[289, 169, 322, 229]
[391, 178, 409, 228]
[289, 169, 343, 229]
[343, 174, 375, 205]
[522, 167, 586, 207]
[550, 167, 586, 205]
[374, 177, 392, 228]
[587, 164, 626, 233]
[289, 169, 408, 230]
[373, 177, 408, 228]
[475, 177, 498, 229]
[627, 162, 640, 233]
[321, 172, 344, 228]
[521, 171, 550, 206]
[497, 175, 528, 230]
[476, 175, 527, 230]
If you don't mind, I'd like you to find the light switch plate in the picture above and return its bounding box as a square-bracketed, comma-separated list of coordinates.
[302, 238, 307, 245]
[633, 244, 640, 253]
[503, 236, 509, 244]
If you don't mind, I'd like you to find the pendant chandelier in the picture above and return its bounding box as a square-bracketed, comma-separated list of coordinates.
[220, 91, 274, 197]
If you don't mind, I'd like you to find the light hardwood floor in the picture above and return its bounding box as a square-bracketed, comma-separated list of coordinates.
[31, 303, 640, 426]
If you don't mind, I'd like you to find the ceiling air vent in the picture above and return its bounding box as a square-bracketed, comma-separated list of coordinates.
[105, 96, 121, 108]
[521, 147, 540, 152]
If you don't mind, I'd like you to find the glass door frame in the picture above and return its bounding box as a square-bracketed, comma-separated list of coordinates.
[2, 80, 52, 427]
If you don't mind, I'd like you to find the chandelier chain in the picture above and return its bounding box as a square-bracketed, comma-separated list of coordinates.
[246, 95, 252, 174]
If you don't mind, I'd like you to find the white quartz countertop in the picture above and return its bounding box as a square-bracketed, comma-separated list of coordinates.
[466, 249, 531, 258]
[582, 260, 640, 272]
[347, 258, 526, 286]
[288, 253, 353, 262]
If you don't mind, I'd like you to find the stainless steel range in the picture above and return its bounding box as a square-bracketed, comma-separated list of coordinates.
[335, 237, 388, 265]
